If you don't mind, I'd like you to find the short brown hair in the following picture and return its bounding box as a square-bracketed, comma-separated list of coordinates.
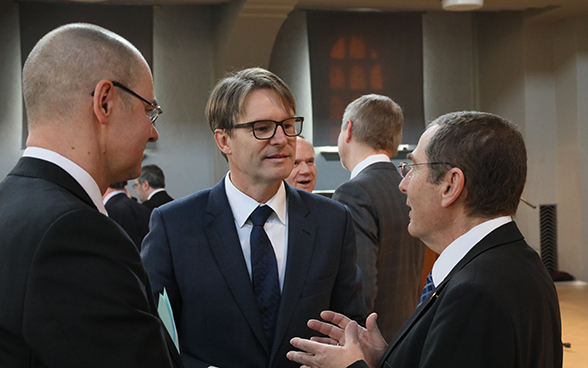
[206, 67, 296, 134]
[342, 94, 403, 156]
[426, 111, 527, 217]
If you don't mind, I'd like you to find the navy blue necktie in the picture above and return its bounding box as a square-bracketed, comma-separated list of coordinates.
[418, 272, 435, 307]
[250, 205, 281, 345]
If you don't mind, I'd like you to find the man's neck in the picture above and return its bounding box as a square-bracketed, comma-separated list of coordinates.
[228, 172, 282, 204]
[345, 143, 389, 172]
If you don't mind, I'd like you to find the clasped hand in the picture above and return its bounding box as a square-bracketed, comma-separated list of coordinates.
[286, 311, 387, 368]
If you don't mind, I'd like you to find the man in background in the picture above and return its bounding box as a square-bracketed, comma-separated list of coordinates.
[333, 94, 425, 340]
[135, 164, 174, 210]
[288, 111, 562, 368]
[286, 136, 317, 192]
[141, 67, 366, 368]
[103, 181, 151, 250]
[0, 23, 182, 367]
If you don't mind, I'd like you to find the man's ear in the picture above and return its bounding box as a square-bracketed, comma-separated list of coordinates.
[214, 129, 232, 156]
[92, 80, 115, 124]
[440, 167, 465, 208]
[344, 120, 353, 143]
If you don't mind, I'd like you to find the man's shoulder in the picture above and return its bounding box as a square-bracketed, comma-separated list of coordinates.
[289, 186, 349, 216]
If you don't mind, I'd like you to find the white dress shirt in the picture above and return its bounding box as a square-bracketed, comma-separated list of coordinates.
[350, 154, 391, 179]
[103, 190, 126, 205]
[23, 147, 107, 216]
[431, 216, 513, 287]
[224, 174, 288, 290]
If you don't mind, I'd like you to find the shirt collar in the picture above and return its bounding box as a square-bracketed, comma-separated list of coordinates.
[224, 173, 287, 228]
[432, 216, 512, 286]
[103, 190, 126, 205]
[23, 147, 108, 216]
[147, 188, 166, 200]
[350, 154, 391, 179]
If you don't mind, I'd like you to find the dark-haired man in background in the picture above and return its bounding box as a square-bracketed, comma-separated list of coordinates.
[103, 181, 151, 250]
[135, 164, 174, 211]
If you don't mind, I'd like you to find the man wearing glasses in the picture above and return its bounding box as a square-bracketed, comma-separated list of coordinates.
[141, 67, 366, 368]
[0, 24, 181, 367]
[287, 111, 562, 368]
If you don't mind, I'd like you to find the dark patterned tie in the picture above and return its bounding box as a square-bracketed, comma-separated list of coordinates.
[249, 205, 281, 346]
[418, 272, 435, 307]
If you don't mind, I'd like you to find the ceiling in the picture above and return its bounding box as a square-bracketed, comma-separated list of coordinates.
[24, 0, 586, 23]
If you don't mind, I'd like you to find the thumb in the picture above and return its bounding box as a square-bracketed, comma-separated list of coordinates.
[366, 312, 382, 335]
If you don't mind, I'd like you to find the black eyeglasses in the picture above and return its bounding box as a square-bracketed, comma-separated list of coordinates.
[92, 81, 162, 124]
[112, 82, 162, 124]
[232, 117, 304, 140]
[398, 162, 453, 178]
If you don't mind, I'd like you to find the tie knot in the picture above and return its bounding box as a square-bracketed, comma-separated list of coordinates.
[250, 205, 274, 226]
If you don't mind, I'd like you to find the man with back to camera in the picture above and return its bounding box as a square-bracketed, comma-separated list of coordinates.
[141, 67, 366, 368]
[332, 94, 426, 340]
[287, 111, 562, 368]
[103, 181, 151, 250]
[286, 136, 317, 192]
[0, 23, 183, 367]
[135, 164, 174, 211]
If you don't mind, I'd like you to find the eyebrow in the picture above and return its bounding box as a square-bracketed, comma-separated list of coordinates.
[406, 153, 414, 161]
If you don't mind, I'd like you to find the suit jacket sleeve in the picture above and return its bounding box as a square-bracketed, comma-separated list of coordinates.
[333, 180, 379, 312]
[141, 207, 211, 368]
[24, 208, 180, 368]
[329, 205, 368, 323]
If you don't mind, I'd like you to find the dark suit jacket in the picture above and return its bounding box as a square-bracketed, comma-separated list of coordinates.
[350, 221, 562, 368]
[141, 179, 367, 368]
[333, 162, 426, 340]
[105, 192, 151, 250]
[0, 157, 183, 368]
[143, 190, 174, 211]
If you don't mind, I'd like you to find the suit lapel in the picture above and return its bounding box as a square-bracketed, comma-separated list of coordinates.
[271, 185, 317, 360]
[10, 157, 96, 210]
[203, 180, 270, 353]
[379, 222, 524, 366]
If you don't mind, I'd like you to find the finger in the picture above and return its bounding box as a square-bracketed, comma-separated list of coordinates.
[308, 319, 344, 341]
[320, 310, 352, 329]
[290, 337, 322, 355]
[310, 336, 338, 345]
[286, 350, 316, 366]
[345, 321, 360, 346]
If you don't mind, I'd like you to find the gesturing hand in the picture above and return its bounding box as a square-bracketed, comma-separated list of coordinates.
[287, 311, 388, 368]
[287, 319, 364, 368]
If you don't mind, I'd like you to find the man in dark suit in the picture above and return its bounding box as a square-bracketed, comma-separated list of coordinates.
[141, 67, 366, 368]
[104, 181, 151, 250]
[134, 164, 174, 211]
[288, 111, 563, 368]
[332, 94, 426, 340]
[0, 23, 182, 368]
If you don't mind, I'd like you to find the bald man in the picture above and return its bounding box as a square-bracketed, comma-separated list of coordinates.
[286, 136, 317, 192]
[0, 24, 182, 368]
